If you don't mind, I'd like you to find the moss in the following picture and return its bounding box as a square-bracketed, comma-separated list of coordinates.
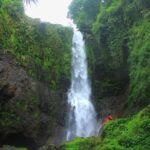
[0, 112, 22, 129]
[0, 83, 41, 133]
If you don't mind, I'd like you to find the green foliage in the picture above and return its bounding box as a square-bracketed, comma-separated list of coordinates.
[0, 0, 73, 90]
[69, 0, 100, 32]
[99, 105, 150, 150]
[128, 21, 150, 107]
[61, 137, 98, 150]
[61, 106, 150, 150]
[92, 0, 150, 106]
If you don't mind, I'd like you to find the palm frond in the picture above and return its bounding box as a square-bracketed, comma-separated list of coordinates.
[24, 0, 37, 4]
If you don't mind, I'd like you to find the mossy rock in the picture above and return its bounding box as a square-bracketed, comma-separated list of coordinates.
[0, 145, 28, 150]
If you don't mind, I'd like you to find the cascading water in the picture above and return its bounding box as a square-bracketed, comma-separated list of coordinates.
[66, 24, 97, 141]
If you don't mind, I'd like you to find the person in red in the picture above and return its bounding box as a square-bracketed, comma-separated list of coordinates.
[99, 114, 113, 129]
[103, 114, 113, 124]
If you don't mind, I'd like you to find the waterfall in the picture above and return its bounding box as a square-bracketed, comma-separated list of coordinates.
[66, 24, 97, 141]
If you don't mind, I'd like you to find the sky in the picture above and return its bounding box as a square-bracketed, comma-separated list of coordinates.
[24, 0, 72, 26]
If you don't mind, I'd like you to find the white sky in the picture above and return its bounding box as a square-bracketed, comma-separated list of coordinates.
[24, 0, 72, 26]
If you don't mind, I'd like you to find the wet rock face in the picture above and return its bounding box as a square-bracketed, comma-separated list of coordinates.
[95, 91, 128, 120]
[0, 54, 68, 148]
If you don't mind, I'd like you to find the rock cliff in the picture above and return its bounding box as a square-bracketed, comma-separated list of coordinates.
[0, 54, 67, 149]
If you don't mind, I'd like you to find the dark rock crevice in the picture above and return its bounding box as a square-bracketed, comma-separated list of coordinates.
[0, 133, 38, 150]
[0, 83, 17, 103]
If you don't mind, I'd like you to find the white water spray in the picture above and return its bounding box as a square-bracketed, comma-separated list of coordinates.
[66, 24, 97, 140]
